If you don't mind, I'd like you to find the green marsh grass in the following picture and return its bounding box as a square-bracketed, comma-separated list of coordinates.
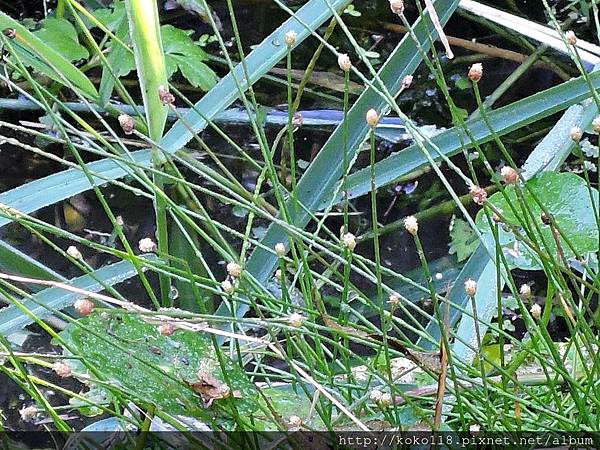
[0, 0, 599, 439]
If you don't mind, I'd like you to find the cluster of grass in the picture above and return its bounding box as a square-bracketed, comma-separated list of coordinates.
[0, 0, 599, 445]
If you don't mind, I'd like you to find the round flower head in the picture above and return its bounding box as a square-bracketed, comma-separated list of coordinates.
[520, 283, 532, 299]
[285, 30, 297, 46]
[275, 242, 286, 258]
[389, 0, 404, 15]
[464, 279, 477, 297]
[593, 116, 600, 133]
[19, 405, 37, 423]
[530, 303, 542, 320]
[74, 298, 95, 316]
[66, 246, 82, 260]
[52, 362, 72, 378]
[337, 53, 352, 72]
[288, 415, 302, 427]
[288, 312, 305, 328]
[138, 237, 157, 253]
[565, 30, 577, 45]
[387, 293, 400, 306]
[470, 185, 487, 205]
[402, 74, 413, 89]
[342, 233, 357, 251]
[369, 389, 383, 402]
[570, 127, 583, 142]
[118, 114, 135, 135]
[468, 63, 483, 82]
[378, 392, 392, 406]
[500, 166, 519, 185]
[158, 85, 175, 105]
[226, 261, 242, 278]
[366, 109, 379, 127]
[403, 215, 418, 235]
[221, 279, 234, 295]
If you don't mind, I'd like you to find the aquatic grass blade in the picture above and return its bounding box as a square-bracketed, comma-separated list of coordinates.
[0, 259, 147, 336]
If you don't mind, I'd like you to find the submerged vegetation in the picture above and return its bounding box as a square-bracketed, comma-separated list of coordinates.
[0, 0, 600, 447]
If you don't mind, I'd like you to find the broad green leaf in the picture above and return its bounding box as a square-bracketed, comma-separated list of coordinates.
[171, 55, 216, 91]
[161, 23, 217, 90]
[99, 15, 135, 106]
[34, 17, 89, 62]
[255, 385, 324, 430]
[0, 12, 98, 99]
[93, 1, 127, 31]
[58, 313, 259, 417]
[476, 172, 599, 270]
[0, 258, 146, 335]
[449, 216, 479, 262]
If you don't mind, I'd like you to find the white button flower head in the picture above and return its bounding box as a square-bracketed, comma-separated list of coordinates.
[570, 127, 583, 142]
[530, 303, 542, 319]
[468, 63, 483, 82]
[66, 245, 82, 260]
[593, 116, 600, 133]
[389, 0, 404, 15]
[74, 298, 95, 316]
[369, 389, 383, 402]
[285, 30, 297, 46]
[275, 269, 283, 280]
[158, 85, 175, 105]
[403, 215, 418, 236]
[469, 424, 481, 433]
[387, 293, 400, 306]
[565, 30, 577, 45]
[221, 279, 235, 295]
[19, 405, 37, 423]
[464, 278, 477, 297]
[288, 312, 305, 328]
[469, 185, 487, 205]
[52, 361, 72, 378]
[275, 242, 286, 258]
[288, 415, 303, 427]
[342, 232, 357, 252]
[366, 109, 379, 128]
[338, 53, 352, 72]
[519, 283, 532, 299]
[500, 166, 519, 185]
[138, 237, 157, 253]
[118, 114, 135, 135]
[402, 74, 413, 89]
[378, 392, 392, 406]
[226, 261, 242, 278]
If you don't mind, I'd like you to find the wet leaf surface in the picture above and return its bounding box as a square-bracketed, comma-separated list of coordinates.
[58, 313, 259, 418]
[476, 172, 599, 270]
